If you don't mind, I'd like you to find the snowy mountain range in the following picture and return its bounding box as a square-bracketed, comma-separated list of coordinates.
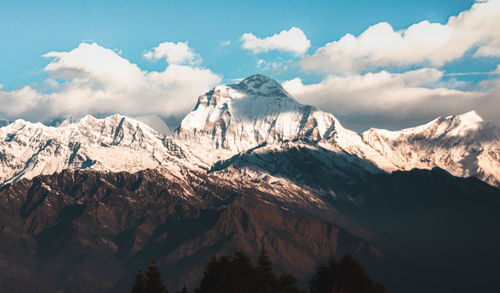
[1, 74, 499, 188]
[0, 115, 183, 185]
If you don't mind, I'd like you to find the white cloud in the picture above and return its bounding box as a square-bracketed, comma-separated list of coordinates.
[44, 43, 144, 89]
[240, 27, 311, 56]
[476, 42, 500, 57]
[220, 40, 231, 47]
[144, 41, 201, 65]
[0, 86, 40, 118]
[283, 68, 500, 130]
[254, 59, 290, 74]
[300, 0, 500, 74]
[0, 42, 221, 121]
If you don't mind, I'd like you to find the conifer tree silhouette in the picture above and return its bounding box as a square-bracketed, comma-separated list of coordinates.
[256, 248, 277, 293]
[131, 269, 146, 293]
[277, 272, 303, 293]
[145, 259, 168, 293]
[131, 252, 383, 293]
[309, 254, 386, 293]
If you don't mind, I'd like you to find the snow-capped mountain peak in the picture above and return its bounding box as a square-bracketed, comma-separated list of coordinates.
[456, 110, 483, 123]
[231, 74, 295, 99]
[361, 111, 500, 186]
[176, 74, 344, 155]
[0, 114, 190, 185]
[181, 74, 300, 130]
[440, 111, 491, 138]
[363, 110, 497, 143]
[174, 75, 500, 187]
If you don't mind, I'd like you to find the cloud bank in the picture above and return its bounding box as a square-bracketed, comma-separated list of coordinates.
[283, 68, 500, 130]
[299, 0, 500, 74]
[0, 43, 221, 121]
[241, 27, 310, 56]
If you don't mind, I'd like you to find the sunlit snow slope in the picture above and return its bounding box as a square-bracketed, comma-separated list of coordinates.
[175, 74, 500, 187]
[362, 111, 500, 187]
[0, 115, 190, 185]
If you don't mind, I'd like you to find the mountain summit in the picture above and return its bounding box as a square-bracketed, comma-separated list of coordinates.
[362, 110, 500, 186]
[176, 74, 344, 152]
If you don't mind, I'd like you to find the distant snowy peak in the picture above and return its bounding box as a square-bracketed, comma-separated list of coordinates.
[361, 111, 500, 155]
[176, 74, 344, 153]
[361, 111, 500, 187]
[0, 114, 191, 185]
[364, 111, 497, 142]
[43, 114, 171, 134]
[132, 114, 171, 134]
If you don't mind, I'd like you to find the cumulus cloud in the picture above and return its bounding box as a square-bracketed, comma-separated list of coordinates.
[299, 0, 500, 74]
[0, 42, 221, 122]
[0, 86, 40, 118]
[476, 42, 500, 57]
[144, 41, 201, 65]
[45, 43, 144, 89]
[283, 68, 500, 130]
[240, 27, 310, 56]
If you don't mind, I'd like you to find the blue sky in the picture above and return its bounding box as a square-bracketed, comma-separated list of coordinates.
[0, 0, 476, 87]
[0, 0, 499, 130]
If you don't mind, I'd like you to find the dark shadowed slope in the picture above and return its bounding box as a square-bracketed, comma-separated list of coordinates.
[0, 169, 384, 293]
[1, 160, 500, 292]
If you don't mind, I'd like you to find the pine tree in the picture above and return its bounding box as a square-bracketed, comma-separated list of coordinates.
[145, 259, 168, 293]
[277, 272, 302, 293]
[196, 250, 301, 293]
[337, 254, 373, 292]
[131, 269, 146, 293]
[309, 254, 386, 293]
[196, 255, 235, 293]
[176, 285, 189, 293]
[256, 248, 277, 293]
[309, 263, 337, 293]
[233, 250, 255, 289]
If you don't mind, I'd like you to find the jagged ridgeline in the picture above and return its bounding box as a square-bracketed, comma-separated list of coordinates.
[0, 75, 499, 293]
